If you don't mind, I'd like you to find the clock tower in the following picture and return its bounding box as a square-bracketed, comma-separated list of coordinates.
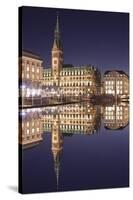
[51, 13, 63, 86]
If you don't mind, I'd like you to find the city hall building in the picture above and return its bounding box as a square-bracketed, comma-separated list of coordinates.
[19, 15, 129, 106]
[19, 15, 101, 106]
[43, 15, 101, 97]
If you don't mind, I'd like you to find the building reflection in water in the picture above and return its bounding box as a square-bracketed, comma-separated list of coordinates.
[19, 108, 43, 149]
[103, 102, 129, 130]
[43, 103, 101, 135]
[19, 102, 129, 188]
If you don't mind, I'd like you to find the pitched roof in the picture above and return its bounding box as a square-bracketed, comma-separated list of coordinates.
[22, 50, 43, 61]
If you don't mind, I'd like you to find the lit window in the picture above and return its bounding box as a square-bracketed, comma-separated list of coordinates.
[27, 122, 29, 127]
[27, 74, 29, 79]
[26, 88, 30, 97]
[32, 74, 34, 79]
[37, 68, 39, 73]
[27, 129, 29, 135]
[27, 63, 29, 68]
[117, 90, 120, 94]
[32, 89, 36, 96]
[27, 66, 29, 71]
[32, 67, 34, 72]
[37, 128, 39, 132]
[32, 128, 35, 133]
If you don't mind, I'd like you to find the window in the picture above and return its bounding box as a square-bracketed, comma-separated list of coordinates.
[27, 66, 29, 71]
[32, 67, 35, 72]
[32, 128, 35, 133]
[37, 68, 39, 73]
[27, 129, 29, 135]
[54, 60, 57, 64]
[26, 88, 30, 97]
[53, 53, 58, 57]
[27, 74, 29, 79]
[54, 136, 57, 140]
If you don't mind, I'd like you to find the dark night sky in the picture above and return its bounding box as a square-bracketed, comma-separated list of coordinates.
[21, 6, 129, 75]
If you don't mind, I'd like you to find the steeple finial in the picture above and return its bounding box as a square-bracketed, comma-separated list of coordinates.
[55, 11, 59, 33]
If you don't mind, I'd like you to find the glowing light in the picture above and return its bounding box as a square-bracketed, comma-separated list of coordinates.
[26, 88, 30, 97]
[32, 89, 36, 96]
[21, 111, 26, 116]
[37, 89, 41, 96]
[22, 85, 25, 89]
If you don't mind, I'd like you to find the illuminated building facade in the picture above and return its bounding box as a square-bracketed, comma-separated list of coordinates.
[19, 113, 43, 145]
[103, 103, 129, 130]
[19, 51, 43, 106]
[19, 102, 129, 186]
[19, 16, 129, 105]
[103, 70, 129, 97]
[43, 103, 101, 135]
[43, 15, 101, 96]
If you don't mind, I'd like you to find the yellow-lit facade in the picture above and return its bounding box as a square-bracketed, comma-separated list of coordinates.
[103, 70, 129, 97]
[43, 103, 101, 134]
[19, 115, 43, 145]
[19, 16, 129, 107]
[43, 66, 101, 96]
[103, 103, 129, 130]
[19, 51, 43, 106]
[19, 102, 129, 147]
[42, 15, 101, 96]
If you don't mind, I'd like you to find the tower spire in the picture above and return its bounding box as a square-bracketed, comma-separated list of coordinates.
[55, 11, 59, 33]
[53, 152, 60, 190]
[53, 12, 62, 49]
[51, 12, 63, 82]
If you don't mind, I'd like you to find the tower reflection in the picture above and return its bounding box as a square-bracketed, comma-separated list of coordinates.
[19, 102, 129, 188]
[51, 114, 63, 189]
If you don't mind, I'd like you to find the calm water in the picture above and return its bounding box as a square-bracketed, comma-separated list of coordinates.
[20, 102, 129, 193]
